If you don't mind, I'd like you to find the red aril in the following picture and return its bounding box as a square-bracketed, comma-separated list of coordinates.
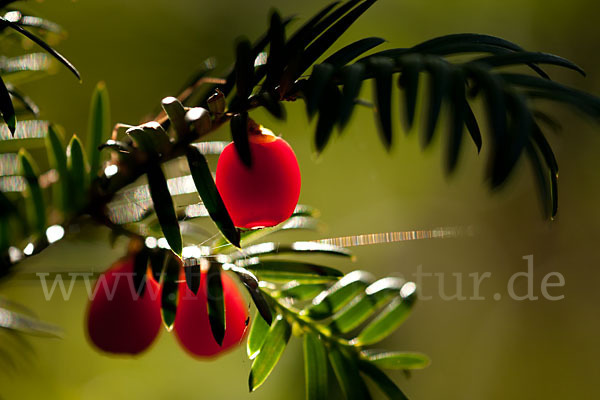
[174, 270, 248, 357]
[86, 257, 162, 355]
[216, 125, 301, 229]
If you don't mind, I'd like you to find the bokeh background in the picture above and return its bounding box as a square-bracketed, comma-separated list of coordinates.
[1, 0, 599, 398]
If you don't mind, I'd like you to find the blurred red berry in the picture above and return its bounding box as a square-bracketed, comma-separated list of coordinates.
[174, 270, 249, 357]
[216, 126, 301, 229]
[86, 257, 162, 355]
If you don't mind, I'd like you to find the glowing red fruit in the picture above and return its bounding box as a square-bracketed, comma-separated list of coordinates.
[86, 257, 162, 355]
[216, 127, 301, 229]
[174, 270, 249, 357]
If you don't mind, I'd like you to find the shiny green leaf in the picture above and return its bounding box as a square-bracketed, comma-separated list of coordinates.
[280, 281, 328, 301]
[526, 141, 551, 219]
[186, 145, 240, 247]
[160, 253, 180, 330]
[241, 259, 343, 283]
[398, 55, 421, 131]
[0, 76, 15, 135]
[331, 277, 403, 333]
[304, 270, 375, 319]
[358, 361, 408, 400]
[413, 33, 525, 52]
[132, 247, 149, 296]
[464, 102, 482, 153]
[328, 346, 371, 400]
[249, 315, 291, 392]
[227, 264, 272, 325]
[447, 68, 466, 173]
[354, 282, 417, 346]
[87, 82, 110, 178]
[183, 259, 201, 295]
[315, 84, 341, 153]
[298, 0, 377, 76]
[339, 63, 365, 129]
[263, 10, 286, 90]
[370, 57, 394, 148]
[531, 125, 559, 217]
[147, 165, 182, 256]
[231, 112, 252, 167]
[280, 1, 351, 89]
[149, 248, 168, 283]
[501, 73, 600, 119]
[422, 58, 448, 148]
[491, 91, 532, 187]
[409, 33, 549, 79]
[235, 39, 255, 101]
[217, 16, 293, 99]
[360, 32, 549, 78]
[303, 332, 328, 400]
[277, 1, 340, 92]
[303, 0, 361, 50]
[286, 1, 343, 53]
[306, 63, 335, 118]
[472, 51, 585, 76]
[324, 37, 385, 68]
[247, 310, 270, 360]
[45, 125, 69, 211]
[530, 124, 558, 178]
[206, 261, 226, 345]
[361, 350, 430, 370]
[468, 67, 507, 175]
[18, 149, 45, 234]
[0, 16, 80, 80]
[67, 135, 88, 210]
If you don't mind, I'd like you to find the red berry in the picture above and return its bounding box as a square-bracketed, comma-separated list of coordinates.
[86, 257, 162, 355]
[216, 127, 301, 229]
[174, 270, 249, 357]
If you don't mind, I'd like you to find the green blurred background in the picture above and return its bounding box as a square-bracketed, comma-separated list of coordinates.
[1, 0, 600, 398]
